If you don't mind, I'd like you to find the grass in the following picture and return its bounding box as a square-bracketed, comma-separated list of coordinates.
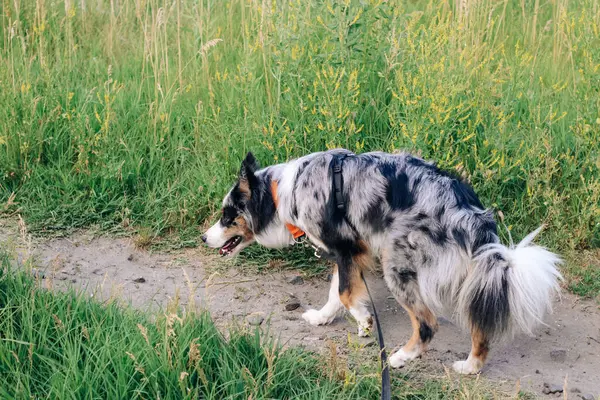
[565, 249, 600, 299]
[0, 2, 599, 285]
[0, 250, 507, 399]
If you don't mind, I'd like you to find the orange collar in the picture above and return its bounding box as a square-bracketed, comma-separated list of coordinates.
[270, 181, 306, 240]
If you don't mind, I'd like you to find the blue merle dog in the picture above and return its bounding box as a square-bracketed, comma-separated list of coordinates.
[202, 149, 561, 374]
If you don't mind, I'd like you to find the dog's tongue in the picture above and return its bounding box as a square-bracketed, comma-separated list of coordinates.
[219, 237, 236, 255]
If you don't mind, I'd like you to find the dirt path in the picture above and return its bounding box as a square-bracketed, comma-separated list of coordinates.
[1, 219, 599, 398]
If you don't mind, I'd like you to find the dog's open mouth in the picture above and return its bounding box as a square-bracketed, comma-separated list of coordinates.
[219, 236, 243, 256]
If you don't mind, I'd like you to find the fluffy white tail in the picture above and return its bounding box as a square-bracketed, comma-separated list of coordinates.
[459, 226, 562, 339]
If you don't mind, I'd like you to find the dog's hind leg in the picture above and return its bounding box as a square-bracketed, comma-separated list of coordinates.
[453, 327, 489, 374]
[383, 249, 438, 368]
[302, 265, 345, 326]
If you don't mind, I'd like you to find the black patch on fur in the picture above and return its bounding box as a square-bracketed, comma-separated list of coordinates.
[378, 163, 415, 211]
[419, 322, 435, 343]
[450, 179, 484, 210]
[452, 227, 469, 252]
[397, 269, 417, 284]
[337, 254, 353, 296]
[362, 197, 389, 232]
[469, 260, 510, 337]
[472, 219, 498, 254]
[335, 246, 367, 297]
[291, 160, 312, 220]
[406, 156, 484, 210]
[247, 172, 277, 234]
[421, 252, 431, 265]
[435, 205, 446, 221]
[229, 183, 246, 206]
[415, 212, 428, 222]
[418, 225, 448, 246]
[220, 205, 238, 226]
[393, 238, 408, 253]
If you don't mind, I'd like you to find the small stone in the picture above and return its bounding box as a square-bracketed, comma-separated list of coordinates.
[326, 274, 333, 282]
[127, 254, 135, 261]
[542, 383, 563, 394]
[550, 349, 567, 362]
[581, 394, 595, 400]
[536, 369, 541, 374]
[133, 277, 146, 283]
[542, 383, 551, 394]
[246, 312, 265, 326]
[571, 388, 581, 394]
[288, 276, 304, 285]
[285, 300, 301, 311]
[71, 279, 77, 283]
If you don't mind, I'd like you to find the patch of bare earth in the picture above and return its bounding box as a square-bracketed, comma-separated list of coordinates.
[1, 218, 599, 398]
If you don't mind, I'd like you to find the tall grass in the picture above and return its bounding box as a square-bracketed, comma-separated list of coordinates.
[0, 0, 598, 252]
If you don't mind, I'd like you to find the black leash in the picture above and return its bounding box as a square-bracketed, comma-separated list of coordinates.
[364, 275, 391, 400]
[332, 153, 391, 400]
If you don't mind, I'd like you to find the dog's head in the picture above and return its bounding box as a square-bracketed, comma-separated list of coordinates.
[201, 152, 261, 256]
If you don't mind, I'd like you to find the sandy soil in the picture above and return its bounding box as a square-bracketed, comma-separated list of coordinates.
[1, 219, 599, 398]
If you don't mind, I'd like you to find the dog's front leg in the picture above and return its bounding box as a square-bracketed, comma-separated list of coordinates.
[302, 266, 344, 326]
[302, 256, 373, 337]
[336, 254, 373, 337]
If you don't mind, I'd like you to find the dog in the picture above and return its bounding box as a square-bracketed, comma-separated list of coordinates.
[202, 149, 561, 374]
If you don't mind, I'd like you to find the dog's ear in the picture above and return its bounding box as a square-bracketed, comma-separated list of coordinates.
[238, 152, 259, 198]
[240, 152, 259, 176]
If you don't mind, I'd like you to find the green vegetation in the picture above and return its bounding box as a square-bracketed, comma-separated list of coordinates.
[0, 1, 598, 278]
[565, 250, 600, 298]
[0, 252, 503, 399]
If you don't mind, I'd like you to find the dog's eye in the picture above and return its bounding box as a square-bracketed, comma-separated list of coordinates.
[231, 221, 238, 226]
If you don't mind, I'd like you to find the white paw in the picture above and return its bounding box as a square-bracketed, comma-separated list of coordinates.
[452, 359, 481, 375]
[390, 347, 421, 362]
[302, 309, 335, 326]
[389, 352, 406, 368]
[357, 317, 373, 337]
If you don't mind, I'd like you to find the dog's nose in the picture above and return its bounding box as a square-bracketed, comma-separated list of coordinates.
[201, 234, 207, 243]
